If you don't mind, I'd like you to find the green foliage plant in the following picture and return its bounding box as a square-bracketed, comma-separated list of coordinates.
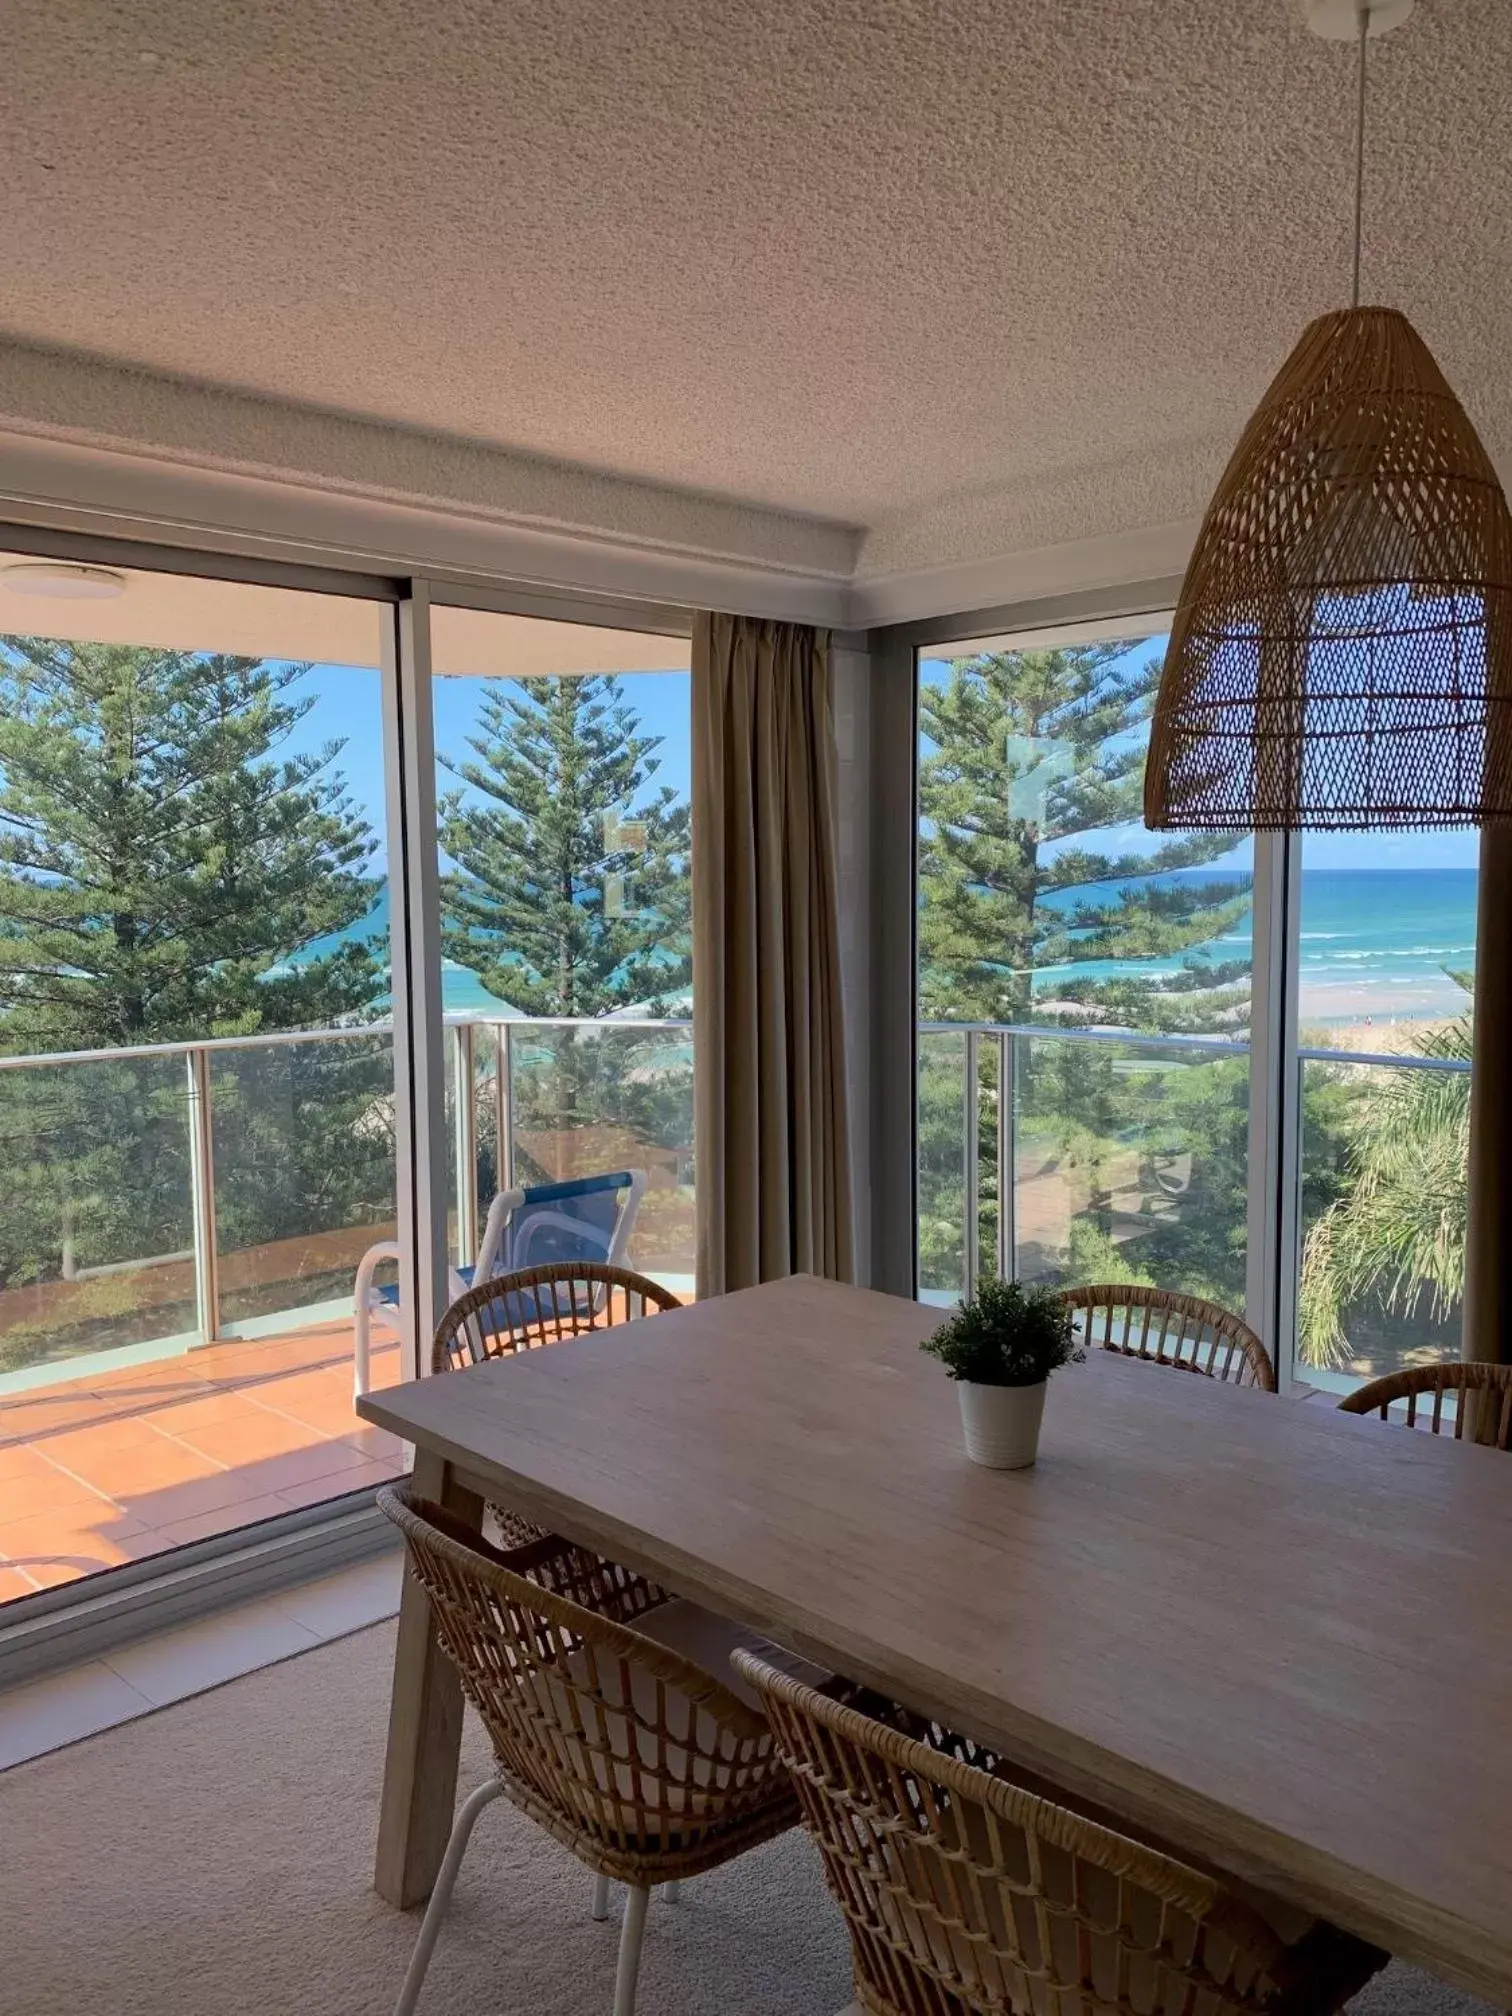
[921, 1276, 1083, 1388]
[1299, 1006, 1471, 1368]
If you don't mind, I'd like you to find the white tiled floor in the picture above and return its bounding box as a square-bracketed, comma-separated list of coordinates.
[0, 1548, 402, 1769]
[278, 1554, 405, 1639]
[0, 1660, 154, 1769]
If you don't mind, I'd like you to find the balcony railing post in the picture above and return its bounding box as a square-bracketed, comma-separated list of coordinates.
[495, 1022, 515, 1191]
[451, 1023, 478, 1267]
[964, 1031, 980, 1303]
[996, 1030, 1015, 1281]
[185, 1045, 220, 1344]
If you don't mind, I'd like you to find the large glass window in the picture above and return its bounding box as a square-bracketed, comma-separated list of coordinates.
[0, 557, 404, 1600]
[914, 621, 1485, 1393]
[1296, 830, 1474, 1386]
[428, 607, 695, 1299]
[0, 569, 697, 1615]
[916, 627, 1255, 1315]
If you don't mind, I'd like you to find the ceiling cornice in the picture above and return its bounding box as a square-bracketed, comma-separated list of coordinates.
[0, 341, 1209, 632]
[844, 520, 1201, 630]
[0, 429, 861, 628]
[0, 340, 861, 622]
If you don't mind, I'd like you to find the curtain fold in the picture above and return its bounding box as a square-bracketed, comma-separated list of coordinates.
[692, 611, 853, 1297]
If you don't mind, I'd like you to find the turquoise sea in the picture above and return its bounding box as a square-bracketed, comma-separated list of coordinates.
[320, 869, 1480, 1028]
[297, 886, 503, 1016]
[1290, 867, 1477, 1023]
[302, 885, 689, 1019]
[1037, 866, 1478, 1025]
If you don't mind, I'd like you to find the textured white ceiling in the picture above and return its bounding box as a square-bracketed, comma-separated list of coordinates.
[1, 0, 1510, 583]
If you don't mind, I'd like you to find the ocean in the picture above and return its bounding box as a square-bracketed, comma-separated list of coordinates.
[1035, 866, 1478, 1026]
[1290, 867, 1477, 1024]
[321, 870, 1480, 1028]
[301, 884, 688, 1019]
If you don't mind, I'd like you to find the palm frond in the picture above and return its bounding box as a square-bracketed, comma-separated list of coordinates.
[1297, 1015, 1470, 1367]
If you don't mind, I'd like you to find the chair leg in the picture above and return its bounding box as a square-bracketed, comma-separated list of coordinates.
[612, 1885, 651, 2016]
[353, 1300, 371, 1401]
[591, 1871, 612, 1921]
[393, 1778, 505, 2016]
[662, 1880, 681, 1903]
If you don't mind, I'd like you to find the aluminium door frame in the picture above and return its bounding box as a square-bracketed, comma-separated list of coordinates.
[873, 579, 1297, 1387]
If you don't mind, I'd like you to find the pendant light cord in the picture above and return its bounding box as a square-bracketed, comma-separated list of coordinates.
[1351, 3, 1368, 307]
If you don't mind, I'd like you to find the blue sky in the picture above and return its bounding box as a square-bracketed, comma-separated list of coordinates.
[284, 663, 692, 877]
[294, 642, 1480, 879]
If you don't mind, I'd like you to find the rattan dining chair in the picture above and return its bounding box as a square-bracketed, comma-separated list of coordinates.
[1338, 1360, 1512, 1450]
[1061, 1283, 1275, 1391]
[379, 1484, 808, 2016]
[733, 1651, 1384, 2016]
[433, 1261, 682, 1546]
[433, 1259, 681, 1373]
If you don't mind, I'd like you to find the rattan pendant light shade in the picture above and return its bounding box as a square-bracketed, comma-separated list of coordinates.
[1146, 304, 1512, 831]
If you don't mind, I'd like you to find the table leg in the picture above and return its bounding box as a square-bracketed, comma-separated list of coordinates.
[374, 1450, 483, 1907]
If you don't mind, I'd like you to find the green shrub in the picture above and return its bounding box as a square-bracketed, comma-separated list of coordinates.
[921, 1276, 1082, 1388]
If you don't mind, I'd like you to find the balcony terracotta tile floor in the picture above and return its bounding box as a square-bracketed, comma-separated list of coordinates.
[0, 1324, 405, 1599]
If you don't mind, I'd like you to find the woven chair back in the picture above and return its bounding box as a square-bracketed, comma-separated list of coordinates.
[733, 1651, 1309, 2016]
[1339, 1360, 1512, 1450]
[1061, 1284, 1274, 1391]
[433, 1260, 680, 1374]
[380, 1486, 793, 1877]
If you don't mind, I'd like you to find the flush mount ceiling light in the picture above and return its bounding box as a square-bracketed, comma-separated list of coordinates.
[0, 561, 130, 601]
[1144, 0, 1512, 832]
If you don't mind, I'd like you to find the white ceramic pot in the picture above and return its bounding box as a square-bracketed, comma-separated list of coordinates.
[957, 1379, 1047, 1469]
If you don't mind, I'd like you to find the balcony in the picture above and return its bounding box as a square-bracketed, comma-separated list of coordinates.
[0, 1014, 694, 1600]
[919, 1019, 1469, 1388]
[0, 1322, 404, 1599]
[2, 1004, 1465, 1599]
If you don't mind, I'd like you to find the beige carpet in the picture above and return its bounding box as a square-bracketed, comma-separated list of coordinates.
[0, 1622, 1490, 2016]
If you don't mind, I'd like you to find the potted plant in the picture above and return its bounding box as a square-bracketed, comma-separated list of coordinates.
[921, 1277, 1083, 1469]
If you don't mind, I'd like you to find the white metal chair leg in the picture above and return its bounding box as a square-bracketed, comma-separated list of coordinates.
[393, 1778, 505, 2016]
[662, 1880, 681, 1903]
[353, 1298, 372, 1401]
[590, 1871, 612, 1921]
[612, 1885, 651, 2016]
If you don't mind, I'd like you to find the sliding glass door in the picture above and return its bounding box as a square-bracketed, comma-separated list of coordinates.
[1294, 828, 1474, 1391]
[913, 621, 1479, 1392]
[0, 547, 703, 1615]
[0, 551, 407, 1599]
[915, 624, 1254, 1319]
[425, 601, 695, 1300]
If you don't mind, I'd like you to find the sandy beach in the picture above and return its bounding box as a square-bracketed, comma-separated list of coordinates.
[1301, 1012, 1464, 1057]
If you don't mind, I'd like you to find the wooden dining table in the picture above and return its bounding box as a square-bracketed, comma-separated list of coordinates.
[356, 1273, 1512, 2007]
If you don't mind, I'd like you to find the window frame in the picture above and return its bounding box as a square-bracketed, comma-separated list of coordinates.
[0, 517, 697, 1678]
[891, 585, 1311, 1386]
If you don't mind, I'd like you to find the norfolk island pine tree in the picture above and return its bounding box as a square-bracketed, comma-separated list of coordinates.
[438, 672, 693, 1257]
[0, 638, 388, 1367]
[916, 642, 1255, 1303]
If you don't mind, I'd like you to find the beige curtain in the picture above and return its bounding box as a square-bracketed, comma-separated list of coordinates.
[692, 612, 853, 1297]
